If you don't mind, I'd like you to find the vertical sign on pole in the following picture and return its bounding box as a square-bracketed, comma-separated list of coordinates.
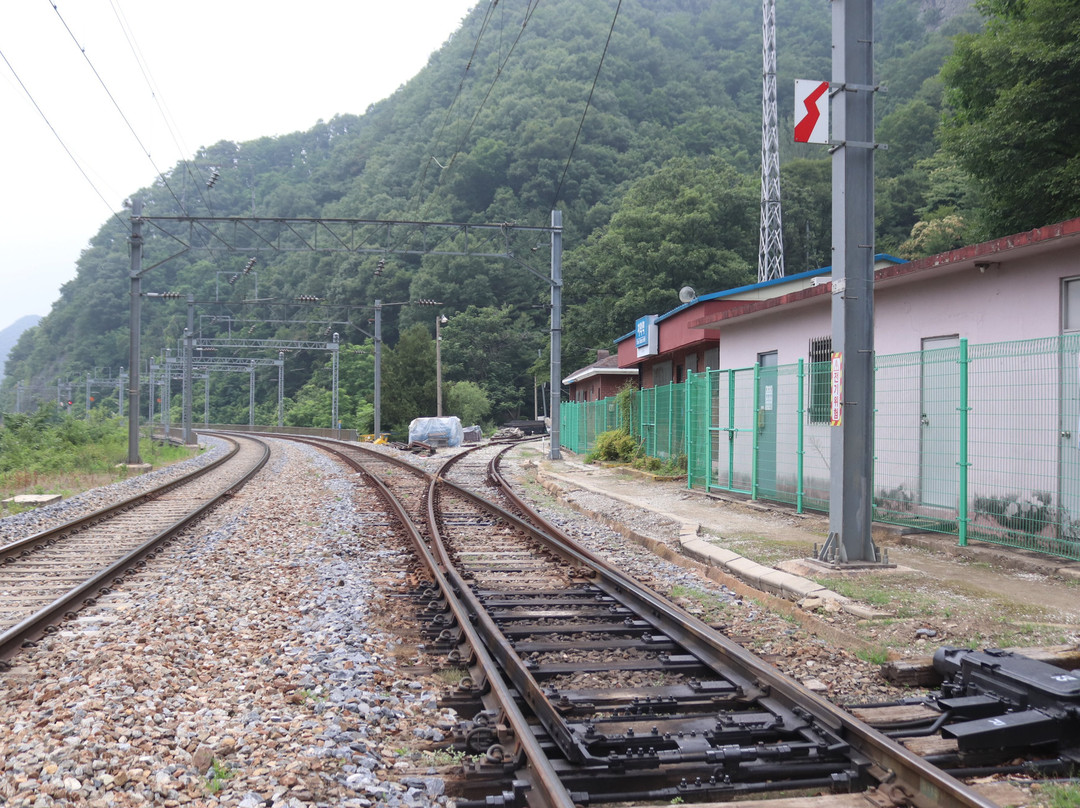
[794, 79, 830, 144]
[830, 351, 844, 426]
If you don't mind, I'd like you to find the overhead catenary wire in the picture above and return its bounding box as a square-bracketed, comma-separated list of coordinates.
[46, 0, 188, 214]
[441, 0, 541, 176]
[410, 0, 501, 213]
[550, 0, 621, 210]
[413, 0, 543, 217]
[0, 45, 129, 233]
[108, 0, 213, 216]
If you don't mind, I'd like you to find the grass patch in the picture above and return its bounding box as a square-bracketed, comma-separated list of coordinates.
[702, 529, 815, 568]
[420, 748, 483, 766]
[435, 667, 471, 685]
[205, 759, 233, 793]
[1034, 782, 1080, 808]
[1, 407, 197, 508]
[669, 583, 734, 622]
[855, 646, 891, 665]
[813, 568, 1071, 651]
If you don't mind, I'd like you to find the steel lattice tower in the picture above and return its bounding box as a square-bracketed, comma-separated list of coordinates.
[759, 0, 785, 282]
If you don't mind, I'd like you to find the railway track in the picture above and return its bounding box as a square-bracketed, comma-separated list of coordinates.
[0, 432, 270, 663]
[276, 436, 1005, 808]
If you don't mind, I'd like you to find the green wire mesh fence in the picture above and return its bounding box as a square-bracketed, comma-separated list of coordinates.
[560, 335, 1080, 561]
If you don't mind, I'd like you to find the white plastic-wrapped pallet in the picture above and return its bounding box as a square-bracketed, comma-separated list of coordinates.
[408, 416, 464, 447]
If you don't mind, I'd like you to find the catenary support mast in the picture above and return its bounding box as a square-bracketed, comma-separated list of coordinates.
[823, 0, 881, 564]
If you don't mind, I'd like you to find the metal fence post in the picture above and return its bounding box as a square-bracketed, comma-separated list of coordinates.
[726, 370, 735, 490]
[685, 372, 693, 487]
[668, 381, 675, 460]
[706, 369, 713, 492]
[752, 362, 761, 500]
[797, 358, 806, 513]
[958, 337, 970, 547]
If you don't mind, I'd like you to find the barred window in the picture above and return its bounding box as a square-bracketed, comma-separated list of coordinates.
[808, 336, 832, 423]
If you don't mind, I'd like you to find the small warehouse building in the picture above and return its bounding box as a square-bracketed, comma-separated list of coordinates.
[563, 349, 638, 402]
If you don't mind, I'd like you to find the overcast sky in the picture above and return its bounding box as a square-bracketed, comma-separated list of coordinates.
[0, 0, 477, 332]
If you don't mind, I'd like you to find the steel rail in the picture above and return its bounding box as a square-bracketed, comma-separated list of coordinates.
[0, 435, 242, 562]
[273, 436, 575, 808]
[0, 433, 270, 664]
[478, 445, 1000, 808]
[423, 470, 580, 808]
[270, 437, 1000, 808]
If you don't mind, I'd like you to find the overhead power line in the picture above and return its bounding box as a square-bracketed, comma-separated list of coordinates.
[412, 0, 501, 210]
[108, 0, 212, 216]
[47, 0, 188, 213]
[550, 0, 621, 209]
[413, 0, 543, 216]
[0, 45, 128, 232]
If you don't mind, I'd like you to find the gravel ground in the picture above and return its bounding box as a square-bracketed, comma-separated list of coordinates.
[0, 440, 456, 808]
[2, 437, 1063, 808]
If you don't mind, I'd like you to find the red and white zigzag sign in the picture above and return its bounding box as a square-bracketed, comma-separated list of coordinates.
[794, 79, 829, 144]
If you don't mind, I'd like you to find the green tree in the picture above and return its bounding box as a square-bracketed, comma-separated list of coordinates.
[780, 158, 831, 274]
[0, 0, 974, 415]
[564, 156, 758, 366]
[440, 305, 544, 423]
[444, 380, 492, 427]
[940, 0, 1080, 235]
[284, 382, 355, 430]
[381, 323, 437, 435]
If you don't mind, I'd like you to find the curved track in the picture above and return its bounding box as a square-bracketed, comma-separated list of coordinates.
[0, 432, 270, 663]
[274, 435, 1000, 808]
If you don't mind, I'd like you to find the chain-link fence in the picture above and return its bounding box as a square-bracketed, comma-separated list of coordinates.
[560, 335, 1080, 561]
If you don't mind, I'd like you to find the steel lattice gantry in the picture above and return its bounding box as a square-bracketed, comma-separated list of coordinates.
[126, 205, 565, 460]
[194, 337, 338, 428]
[165, 353, 286, 429]
[127, 205, 564, 463]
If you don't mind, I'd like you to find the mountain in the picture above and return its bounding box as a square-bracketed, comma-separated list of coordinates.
[0, 315, 42, 384]
[0, 0, 979, 427]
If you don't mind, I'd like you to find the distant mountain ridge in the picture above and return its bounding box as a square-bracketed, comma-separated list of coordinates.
[0, 315, 41, 383]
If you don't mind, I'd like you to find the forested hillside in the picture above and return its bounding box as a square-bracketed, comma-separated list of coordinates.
[10, 0, 1064, 435]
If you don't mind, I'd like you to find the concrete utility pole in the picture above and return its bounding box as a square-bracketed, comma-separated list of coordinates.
[331, 332, 340, 433]
[549, 210, 563, 460]
[821, 0, 882, 565]
[436, 314, 447, 417]
[374, 301, 383, 438]
[127, 200, 143, 465]
[182, 294, 194, 445]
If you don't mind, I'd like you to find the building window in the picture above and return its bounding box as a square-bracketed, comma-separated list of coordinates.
[808, 336, 832, 423]
[652, 361, 673, 387]
[1064, 277, 1080, 332]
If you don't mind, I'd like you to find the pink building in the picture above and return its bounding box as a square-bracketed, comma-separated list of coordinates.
[614, 217, 1080, 379]
[596, 217, 1080, 537]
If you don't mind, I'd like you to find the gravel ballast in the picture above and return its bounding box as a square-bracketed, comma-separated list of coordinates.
[0, 441, 455, 808]
[6, 436, 1054, 807]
